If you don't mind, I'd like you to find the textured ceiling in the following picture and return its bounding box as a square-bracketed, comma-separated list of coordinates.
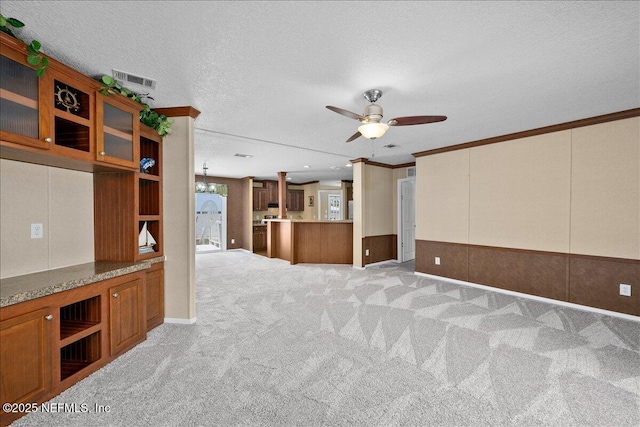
[1, 1, 638, 183]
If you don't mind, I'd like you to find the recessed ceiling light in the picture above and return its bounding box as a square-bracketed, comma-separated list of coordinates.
[286, 177, 292, 180]
[234, 153, 253, 158]
[345, 164, 352, 167]
[303, 165, 310, 168]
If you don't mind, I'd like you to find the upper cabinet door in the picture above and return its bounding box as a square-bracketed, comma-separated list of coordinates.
[48, 69, 95, 161]
[96, 94, 140, 170]
[0, 42, 52, 150]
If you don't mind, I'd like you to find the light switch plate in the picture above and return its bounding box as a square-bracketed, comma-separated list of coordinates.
[31, 223, 43, 239]
[620, 284, 631, 297]
[435, 257, 440, 265]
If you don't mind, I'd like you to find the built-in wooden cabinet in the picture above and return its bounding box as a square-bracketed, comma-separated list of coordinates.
[0, 307, 53, 425]
[0, 31, 165, 426]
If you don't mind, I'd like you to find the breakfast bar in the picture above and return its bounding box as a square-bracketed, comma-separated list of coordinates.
[266, 219, 353, 265]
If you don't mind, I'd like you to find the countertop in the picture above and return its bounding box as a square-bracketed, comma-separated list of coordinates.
[0, 256, 165, 308]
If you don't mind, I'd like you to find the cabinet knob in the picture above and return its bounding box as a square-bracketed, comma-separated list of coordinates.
[45, 314, 53, 321]
[100, 151, 106, 156]
[44, 137, 52, 143]
[112, 292, 119, 298]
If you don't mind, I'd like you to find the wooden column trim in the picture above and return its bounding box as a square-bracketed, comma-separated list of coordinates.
[278, 171, 287, 219]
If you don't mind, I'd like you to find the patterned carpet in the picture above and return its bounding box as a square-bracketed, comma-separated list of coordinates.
[12, 251, 640, 426]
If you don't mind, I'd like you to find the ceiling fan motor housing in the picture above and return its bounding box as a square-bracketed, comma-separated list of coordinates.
[364, 103, 383, 123]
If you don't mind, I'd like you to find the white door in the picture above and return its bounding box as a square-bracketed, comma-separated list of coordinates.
[400, 179, 416, 261]
[328, 194, 342, 220]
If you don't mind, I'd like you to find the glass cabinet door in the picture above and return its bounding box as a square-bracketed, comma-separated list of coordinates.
[96, 96, 140, 169]
[0, 52, 51, 149]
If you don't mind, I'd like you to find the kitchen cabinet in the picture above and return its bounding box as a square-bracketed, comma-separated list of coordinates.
[253, 225, 267, 251]
[266, 180, 279, 204]
[0, 307, 53, 425]
[253, 187, 268, 211]
[287, 189, 304, 211]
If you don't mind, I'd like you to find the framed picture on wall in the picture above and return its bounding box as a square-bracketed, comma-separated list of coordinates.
[308, 196, 314, 207]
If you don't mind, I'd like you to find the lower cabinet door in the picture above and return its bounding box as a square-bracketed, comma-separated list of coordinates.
[0, 307, 53, 420]
[109, 276, 145, 355]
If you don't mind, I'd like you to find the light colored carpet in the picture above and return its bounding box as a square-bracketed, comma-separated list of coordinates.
[12, 251, 640, 426]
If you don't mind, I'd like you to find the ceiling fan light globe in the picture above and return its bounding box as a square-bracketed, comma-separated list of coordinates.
[358, 122, 389, 139]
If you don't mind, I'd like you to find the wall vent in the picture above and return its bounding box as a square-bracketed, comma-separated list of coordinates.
[112, 69, 156, 90]
[407, 166, 416, 177]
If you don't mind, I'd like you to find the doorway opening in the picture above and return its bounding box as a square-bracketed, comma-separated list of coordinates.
[195, 184, 228, 254]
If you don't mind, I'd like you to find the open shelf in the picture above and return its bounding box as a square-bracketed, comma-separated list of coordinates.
[139, 179, 160, 215]
[54, 116, 90, 153]
[59, 296, 101, 341]
[60, 331, 101, 381]
[139, 134, 160, 176]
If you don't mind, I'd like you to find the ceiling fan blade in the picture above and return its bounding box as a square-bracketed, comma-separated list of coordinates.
[346, 131, 362, 143]
[326, 105, 365, 121]
[388, 115, 447, 126]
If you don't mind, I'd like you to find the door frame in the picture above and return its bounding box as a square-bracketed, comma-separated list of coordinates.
[397, 177, 416, 262]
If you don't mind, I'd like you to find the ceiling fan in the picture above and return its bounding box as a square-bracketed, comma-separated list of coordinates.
[326, 89, 447, 142]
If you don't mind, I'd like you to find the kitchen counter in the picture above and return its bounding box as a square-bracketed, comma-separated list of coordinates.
[267, 220, 352, 265]
[0, 256, 164, 307]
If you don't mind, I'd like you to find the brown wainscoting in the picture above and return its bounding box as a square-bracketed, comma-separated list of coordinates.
[569, 257, 639, 316]
[363, 234, 397, 265]
[468, 246, 568, 301]
[415, 240, 468, 281]
[415, 240, 639, 316]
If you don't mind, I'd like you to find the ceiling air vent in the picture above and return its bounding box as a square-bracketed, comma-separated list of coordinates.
[112, 69, 156, 90]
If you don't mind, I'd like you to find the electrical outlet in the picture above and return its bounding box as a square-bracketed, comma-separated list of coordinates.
[231, 238, 235, 244]
[435, 257, 440, 265]
[365, 249, 370, 256]
[620, 284, 632, 297]
[31, 223, 43, 239]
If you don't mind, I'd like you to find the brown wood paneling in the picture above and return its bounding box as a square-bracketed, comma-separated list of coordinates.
[569, 257, 639, 316]
[94, 173, 136, 261]
[363, 234, 397, 265]
[293, 222, 353, 264]
[415, 240, 469, 281]
[468, 246, 568, 301]
[414, 108, 640, 158]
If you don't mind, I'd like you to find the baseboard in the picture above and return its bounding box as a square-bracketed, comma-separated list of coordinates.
[164, 317, 197, 324]
[415, 272, 640, 323]
[364, 259, 400, 268]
